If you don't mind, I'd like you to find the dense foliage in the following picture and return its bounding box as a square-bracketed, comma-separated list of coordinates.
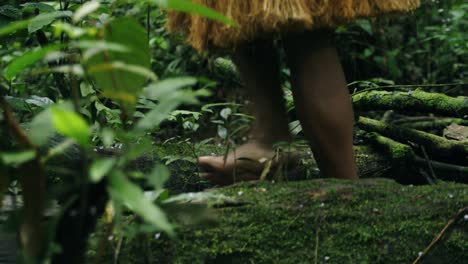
[0, 0, 466, 262]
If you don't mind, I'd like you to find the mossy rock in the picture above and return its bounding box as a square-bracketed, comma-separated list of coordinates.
[111, 178, 467, 264]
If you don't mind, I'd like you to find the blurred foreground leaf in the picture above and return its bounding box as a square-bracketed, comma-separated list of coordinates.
[108, 172, 174, 236]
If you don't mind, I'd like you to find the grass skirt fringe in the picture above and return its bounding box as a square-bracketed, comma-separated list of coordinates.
[167, 0, 420, 51]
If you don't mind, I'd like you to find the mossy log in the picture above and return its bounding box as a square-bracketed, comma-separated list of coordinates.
[98, 179, 468, 264]
[352, 90, 468, 118]
[357, 117, 468, 164]
[362, 132, 468, 183]
[393, 118, 468, 134]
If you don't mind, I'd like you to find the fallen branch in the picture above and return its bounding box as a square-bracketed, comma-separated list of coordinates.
[393, 118, 468, 133]
[414, 157, 468, 183]
[353, 90, 468, 117]
[358, 117, 468, 164]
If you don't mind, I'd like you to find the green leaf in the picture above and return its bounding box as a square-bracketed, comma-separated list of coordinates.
[73, 40, 129, 60]
[136, 78, 200, 132]
[108, 172, 174, 236]
[21, 3, 55, 13]
[0, 5, 21, 19]
[28, 11, 72, 33]
[148, 164, 170, 190]
[85, 18, 151, 106]
[0, 151, 36, 167]
[90, 158, 116, 183]
[4, 96, 29, 112]
[0, 20, 29, 37]
[87, 62, 156, 81]
[25, 95, 54, 108]
[144, 77, 197, 100]
[355, 19, 372, 35]
[220, 108, 232, 120]
[217, 125, 227, 139]
[51, 107, 90, 147]
[135, 99, 181, 132]
[4, 44, 62, 80]
[28, 108, 54, 146]
[152, 0, 237, 27]
[73, 0, 100, 23]
[100, 128, 115, 147]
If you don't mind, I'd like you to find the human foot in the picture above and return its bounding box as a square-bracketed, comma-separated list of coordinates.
[198, 142, 299, 186]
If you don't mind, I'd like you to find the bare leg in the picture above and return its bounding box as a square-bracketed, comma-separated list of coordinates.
[198, 40, 292, 185]
[284, 31, 358, 180]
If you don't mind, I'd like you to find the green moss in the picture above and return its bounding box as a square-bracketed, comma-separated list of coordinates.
[353, 90, 468, 117]
[357, 117, 468, 164]
[365, 132, 414, 161]
[107, 179, 467, 263]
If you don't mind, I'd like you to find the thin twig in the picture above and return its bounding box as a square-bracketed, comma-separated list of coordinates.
[412, 206, 468, 264]
[113, 236, 124, 264]
[314, 223, 320, 264]
[420, 146, 437, 182]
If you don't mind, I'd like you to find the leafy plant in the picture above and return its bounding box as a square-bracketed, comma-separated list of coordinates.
[0, 0, 232, 262]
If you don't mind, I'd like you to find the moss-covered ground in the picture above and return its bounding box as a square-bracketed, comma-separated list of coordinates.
[102, 178, 467, 264]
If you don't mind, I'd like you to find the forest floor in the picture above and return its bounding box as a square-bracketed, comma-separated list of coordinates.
[89, 143, 468, 264]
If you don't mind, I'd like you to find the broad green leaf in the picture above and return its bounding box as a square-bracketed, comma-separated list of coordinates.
[85, 18, 151, 106]
[87, 62, 156, 81]
[0, 151, 36, 167]
[90, 158, 116, 183]
[148, 164, 170, 190]
[151, 0, 236, 27]
[46, 64, 85, 76]
[100, 128, 115, 147]
[21, 3, 55, 13]
[108, 172, 174, 235]
[73, 40, 129, 61]
[28, 11, 72, 33]
[0, 20, 29, 37]
[25, 95, 54, 108]
[135, 99, 181, 132]
[0, 5, 21, 19]
[42, 139, 75, 163]
[100, 90, 137, 104]
[169, 110, 202, 121]
[4, 44, 62, 80]
[4, 96, 29, 112]
[73, 0, 100, 23]
[51, 107, 90, 147]
[28, 109, 54, 145]
[144, 77, 197, 100]
[53, 22, 90, 39]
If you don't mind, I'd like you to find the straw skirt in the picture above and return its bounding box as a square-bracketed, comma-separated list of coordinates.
[167, 0, 420, 51]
